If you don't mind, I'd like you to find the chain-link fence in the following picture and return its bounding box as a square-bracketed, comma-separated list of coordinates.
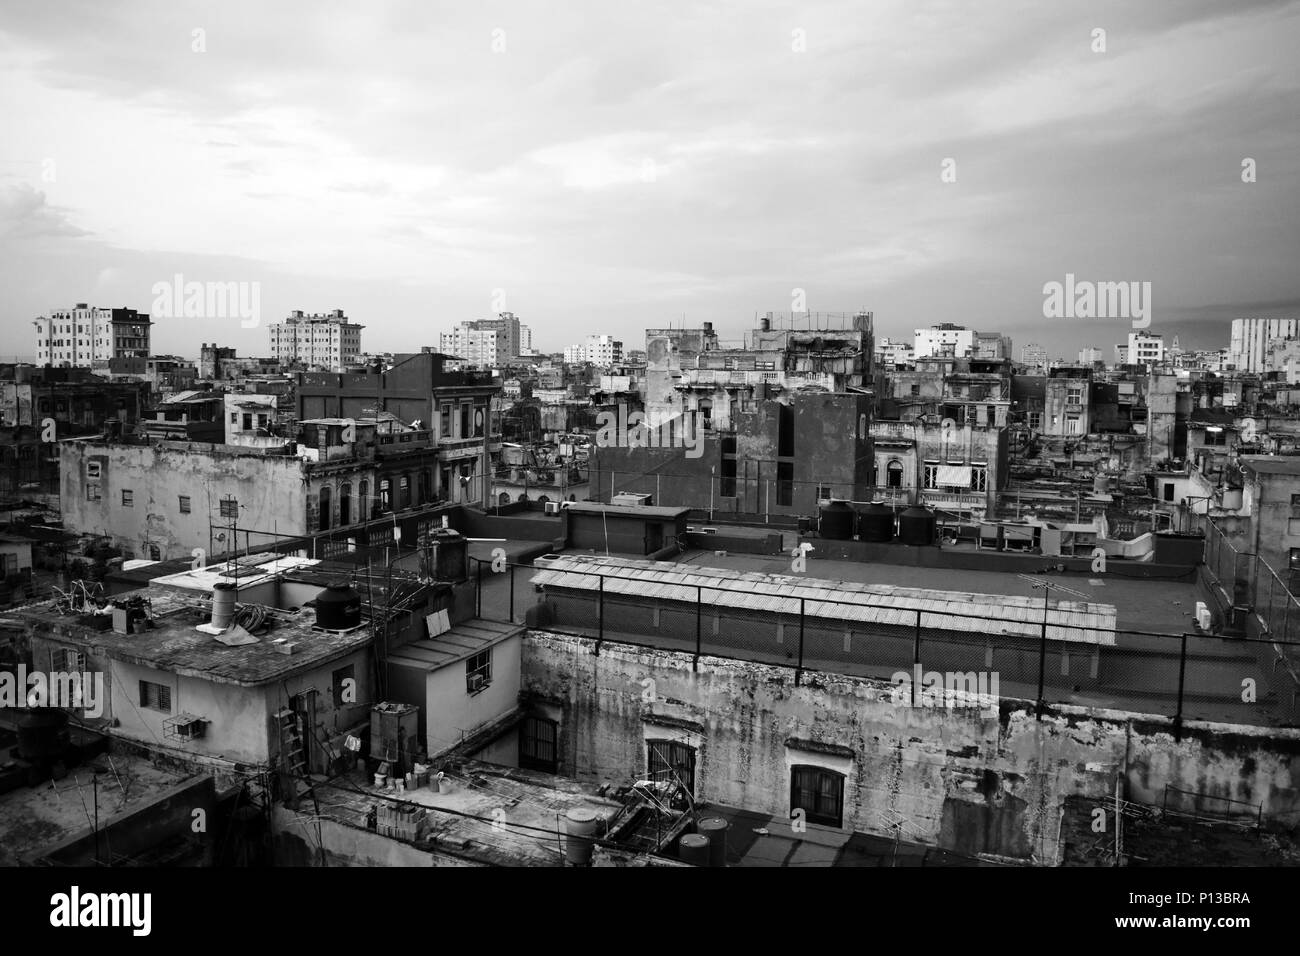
[473, 557, 1300, 730]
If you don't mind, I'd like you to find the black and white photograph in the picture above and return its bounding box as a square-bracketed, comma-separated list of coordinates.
[0, 0, 1296, 935]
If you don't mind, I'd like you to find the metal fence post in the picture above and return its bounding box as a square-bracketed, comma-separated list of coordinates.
[597, 574, 604, 648]
[509, 562, 516, 622]
[1036, 615, 1048, 719]
[475, 557, 482, 617]
[694, 585, 702, 672]
[795, 597, 805, 686]
[1174, 633, 1188, 741]
[913, 608, 922, 708]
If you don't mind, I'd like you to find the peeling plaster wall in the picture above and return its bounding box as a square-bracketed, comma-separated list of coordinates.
[522, 631, 1300, 862]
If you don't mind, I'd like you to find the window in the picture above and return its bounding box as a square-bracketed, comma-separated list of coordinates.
[219, 497, 238, 518]
[647, 740, 696, 802]
[816, 484, 832, 501]
[1027, 411, 1041, 431]
[139, 680, 172, 713]
[1066, 385, 1083, 405]
[910, 384, 920, 397]
[51, 647, 86, 672]
[332, 664, 355, 707]
[790, 765, 844, 828]
[440, 405, 451, 439]
[378, 478, 391, 512]
[776, 461, 794, 507]
[923, 462, 939, 489]
[971, 465, 988, 492]
[886, 460, 904, 489]
[1204, 428, 1226, 447]
[178, 495, 191, 514]
[1065, 414, 1081, 435]
[86, 484, 102, 502]
[519, 715, 558, 774]
[466, 649, 492, 693]
[230, 412, 238, 424]
[121, 489, 134, 507]
[1291, 494, 1300, 520]
[86, 461, 102, 480]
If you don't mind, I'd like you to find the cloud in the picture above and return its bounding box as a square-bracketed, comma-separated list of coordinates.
[0, 184, 90, 240]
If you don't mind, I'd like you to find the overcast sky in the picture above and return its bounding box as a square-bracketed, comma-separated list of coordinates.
[2, 0, 1298, 362]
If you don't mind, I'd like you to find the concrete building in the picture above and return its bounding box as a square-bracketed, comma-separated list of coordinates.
[1020, 343, 1048, 370]
[268, 310, 363, 371]
[1042, 366, 1092, 437]
[296, 351, 503, 507]
[1238, 456, 1300, 587]
[440, 314, 525, 368]
[590, 390, 874, 517]
[1230, 317, 1300, 373]
[1120, 330, 1165, 367]
[972, 331, 1013, 361]
[33, 304, 152, 369]
[1078, 347, 1105, 366]
[582, 334, 624, 367]
[199, 343, 282, 381]
[0, 366, 150, 499]
[913, 324, 974, 359]
[874, 337, 915, 369]
[870, 418, 1008, 516]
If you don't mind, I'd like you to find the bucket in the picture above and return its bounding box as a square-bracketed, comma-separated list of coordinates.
[678, 833, 710, 866]
[697, 816, 729, 867]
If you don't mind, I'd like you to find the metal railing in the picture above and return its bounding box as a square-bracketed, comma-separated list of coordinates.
[472, 557, 1300, 733]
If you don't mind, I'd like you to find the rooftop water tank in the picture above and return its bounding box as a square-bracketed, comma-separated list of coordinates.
[898, 505, 936, 546]
[818, 500, 856, 540]
[857, 501, 895, 542]
[314, 582, 362, 630]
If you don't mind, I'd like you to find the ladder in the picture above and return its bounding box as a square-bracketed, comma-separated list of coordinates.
[275, 708, 314, 810]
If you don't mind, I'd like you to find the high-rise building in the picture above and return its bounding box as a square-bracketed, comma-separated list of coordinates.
[1123, 330, 1165, 367]
[440, 313, 525, 367]
[33, 304, 152, 368]
[268, 310, 363, 371]
[1229, 318, 1300, 372]
[1078, 346, 1104, 365]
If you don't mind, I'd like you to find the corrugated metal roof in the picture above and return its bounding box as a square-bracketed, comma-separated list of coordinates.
[531, 555, 1117, 645]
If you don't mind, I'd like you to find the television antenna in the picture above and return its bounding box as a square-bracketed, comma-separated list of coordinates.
[1017, 573, 1090, 717]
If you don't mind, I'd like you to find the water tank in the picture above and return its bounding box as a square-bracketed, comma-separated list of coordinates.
[818, 500, 856, 540]
[314, 582, 362, 630]
[212, 582, 237, 629]
[564, 807, 600, 865]
[17, 708, 70, 763]
[697, 816, 730, 867]
[898, 505, 937, 546]
[679, 833, 710, 866]
[1093, 473, 1110, 495]
[857, 501, 895, 542]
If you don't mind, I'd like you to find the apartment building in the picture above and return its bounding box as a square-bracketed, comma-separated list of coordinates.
[32, 304, 152, 368]
[268, 310, 363, 371]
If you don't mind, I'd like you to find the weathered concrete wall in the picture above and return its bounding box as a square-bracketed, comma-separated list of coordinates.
[272, 806, 478, 867]
[522, 631, 1300, 862]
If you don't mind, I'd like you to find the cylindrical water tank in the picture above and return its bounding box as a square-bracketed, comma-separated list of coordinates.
[697, 816, 729, 867]
[314, 582, 362, 630]
[17, 707, 70, 763]
[211, 582, 237, 629]
[857, 501, 895, 542]
[678, 833, 710, 866]
[1093, 473, 1110, 495]
[898, 505, 936, 546]
[818, 500, 855, 540]
[564, 807, 600, 866]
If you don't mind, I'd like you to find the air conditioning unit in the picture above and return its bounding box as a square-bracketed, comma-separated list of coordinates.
[544, 501, 560, 515]
[467, 673, 489, 693]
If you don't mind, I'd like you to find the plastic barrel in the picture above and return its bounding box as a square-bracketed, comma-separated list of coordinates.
[697, 816, 729, 867]
[564, 807, 600, 866]
[678, 833, 710, 866]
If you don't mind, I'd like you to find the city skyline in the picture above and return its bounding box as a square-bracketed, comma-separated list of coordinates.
[2, 0, 1299, 360]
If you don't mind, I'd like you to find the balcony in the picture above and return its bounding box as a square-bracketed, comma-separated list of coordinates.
[920, 489, 988, 509]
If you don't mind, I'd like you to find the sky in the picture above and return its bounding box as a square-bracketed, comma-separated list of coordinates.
[1, 0, 1298, 363]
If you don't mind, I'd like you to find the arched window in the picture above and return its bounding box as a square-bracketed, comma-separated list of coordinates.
[498, 492, 511, 505]
[318, 486, 331, 532]
[537, 495, 550, 505]
[886, 460, 904, 489]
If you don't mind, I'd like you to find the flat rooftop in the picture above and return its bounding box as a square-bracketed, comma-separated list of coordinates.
[0, 748, 196, 866]
[310, 760, 627, 866]
[14, 587, 371, 686]
[677, 550, 1199, 635]
[388, 619, 523, 672]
